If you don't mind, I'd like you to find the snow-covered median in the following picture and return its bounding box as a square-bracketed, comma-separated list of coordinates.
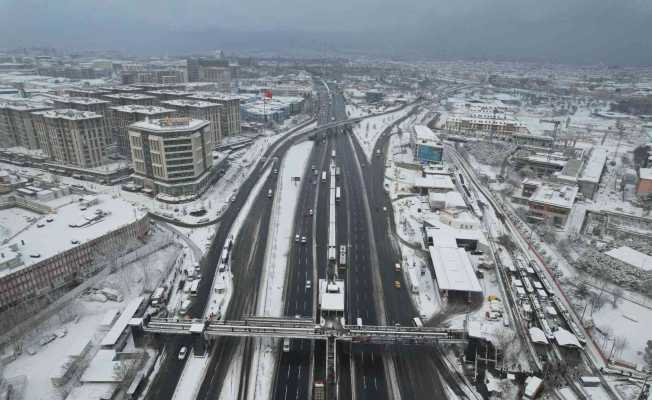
[352, 107, 413, 161]
[247, 140, 314, 400]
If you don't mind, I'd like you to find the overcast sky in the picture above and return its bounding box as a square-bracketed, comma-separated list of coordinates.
[1, 0, 651, 65]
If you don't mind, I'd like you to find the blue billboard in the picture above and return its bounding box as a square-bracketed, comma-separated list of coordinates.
[417, 144, 443, 163]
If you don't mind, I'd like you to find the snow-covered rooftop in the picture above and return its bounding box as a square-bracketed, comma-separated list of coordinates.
[579, 148, 607, 183]
[529, 184, 578, 209]
[427, 245, 482, 293]
[100, 296, 144, 348]
[34, 108, 103, 120]
[604, 246, 652, 271]
[104, 93, 156, 101]
[0, 193, 144, 276]
[129, 117, 209, 132]
[110, 104, 175, 115]
[640, 167, 652, 181]
[319, 279, 345, 312]
[161, 99, 221, 109]
[413, 174, 455, 191]
[553, 328, 582, 348]
[529, 327, 549, 344]
[55, 96, 111, 106]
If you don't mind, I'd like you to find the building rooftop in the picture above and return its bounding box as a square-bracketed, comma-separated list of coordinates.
[146, 90, 193, 97]
[55, 96, 111, 106]
[130, 117, 209, 132]
[605, 246, 652, 271]
[413, 174, 456, 191]
[110, 104, 175, 115]
[104, 93, 156, 101]
[579, 148, 607, 184]
[414, 125, 440, 143]
[187, 91, 241, 101]
[428, 246, 482, 293]
[640, 167, 652, 181]
[529, 184, 578, 209]
[161, 99, 221, 109]
[0, 193, 144, 277]
[34, 108, 103, 120]
[0, 99, 51, 111]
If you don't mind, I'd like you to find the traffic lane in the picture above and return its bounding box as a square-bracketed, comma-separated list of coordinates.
[274, 339, 312, 400]
[144, 337, 191, 400]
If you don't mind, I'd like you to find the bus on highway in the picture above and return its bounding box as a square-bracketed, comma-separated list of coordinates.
[190, 279, 200, 296]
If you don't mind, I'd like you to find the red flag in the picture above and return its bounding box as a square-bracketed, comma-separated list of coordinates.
[263, 89, 273, 99]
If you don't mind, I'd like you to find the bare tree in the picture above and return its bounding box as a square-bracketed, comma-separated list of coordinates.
[611, 287, 624, 308]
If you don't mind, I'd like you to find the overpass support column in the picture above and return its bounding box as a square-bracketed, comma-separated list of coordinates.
[326, 336, 337, 399]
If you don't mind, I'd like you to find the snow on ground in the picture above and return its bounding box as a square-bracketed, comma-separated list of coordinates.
[353, 107, 413, 161]
[247, 140, 314, 400]
[172, 353, 210, 400]
[1, 229, 178, 400]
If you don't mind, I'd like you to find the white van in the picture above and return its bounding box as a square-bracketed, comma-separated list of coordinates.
[283, 338, 291, 352]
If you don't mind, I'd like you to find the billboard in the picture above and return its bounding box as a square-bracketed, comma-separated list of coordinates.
[417, 144, 443, 163]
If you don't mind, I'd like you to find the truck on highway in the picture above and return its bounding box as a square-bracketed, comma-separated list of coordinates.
[339, 245, 347, 269]
[335, 187, 341, 202]
[331, 150, 336, 158]
[189, 279, 200, 296]
[321, 171, 327, 182]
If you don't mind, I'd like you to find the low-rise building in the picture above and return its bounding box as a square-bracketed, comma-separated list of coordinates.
[32, 109, 110, 168]
[413, 125, 443, 164]
[577, 148, 607, 199]
[0, 194, 148, 329]
[161, 99, 223, 145]
[527, 184, 578, 227]
[110, 105, 176, 157]
[637, 168, 652, 197]
[128, 117, 213, 199]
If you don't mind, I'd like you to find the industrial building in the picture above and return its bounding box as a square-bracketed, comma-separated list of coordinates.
[128, 117, 213, 199]
[527, 184, 578, 227]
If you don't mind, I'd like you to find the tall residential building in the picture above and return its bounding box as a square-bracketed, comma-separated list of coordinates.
[110, 105, 176, 157]
[53, 96, 111, 120]
[146, 90, 193, 102]
[186, 57, 228, 82]
[128, 117, 213, 198]
[65, 88, 111, 98]
[103, 93, 157, 106]
[32, 109, 110, 168]
[0, 100, 51, 149]
[161, 99, 223, 145]
[187, 92, 241, 136]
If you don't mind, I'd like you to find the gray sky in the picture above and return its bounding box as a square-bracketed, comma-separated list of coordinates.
[2, 0, 651, 65]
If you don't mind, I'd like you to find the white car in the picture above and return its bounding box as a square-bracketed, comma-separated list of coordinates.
[295, 234, 300, 242]
[305, 280, 312, 289]
[301, 236, 307, 244]
[308, 209, 313, 216]
[178, 346, 188, 360]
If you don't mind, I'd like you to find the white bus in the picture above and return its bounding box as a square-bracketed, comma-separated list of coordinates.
[151, 287, 165, 306]
[190, 280, 200, 296]
[412, 317, 424, 328]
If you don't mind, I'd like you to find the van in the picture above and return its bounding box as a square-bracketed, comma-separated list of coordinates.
[283, 338, 291, 352]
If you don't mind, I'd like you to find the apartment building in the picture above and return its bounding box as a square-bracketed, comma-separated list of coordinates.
[32, 109, 110, 168]
[527, 184, 578, 228]
[128, 117, 213, 198]
[187, 92, 241, 136]
[110, 105, 175, 157]
[103, 93, 157, 106]
[0, 100, 51, 149]
[161, 99, 223, 145]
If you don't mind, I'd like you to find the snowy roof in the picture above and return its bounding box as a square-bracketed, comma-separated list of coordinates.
[100, 296, 144, 348]
[640, 168, 652, 181]
[428, 191, 467, 209]
[529, 184, 578, 209]
[55, 96, 110, 106]
[524, 376, 543, 397]
[424, 223, 484, 249]
[104, 93, 155, 101]
[529, 327, 549, 344]
[604, 246, 652, 271]
[428, 246, 482, 293]
[188, 92, 240, 101]
[579, 148, 607, 183]
[129, 117, 209, 133]
[319, 279, 345, 312]
[34, 108, 103, 121]
[81, 349, 121, 382]
[1, 194, 144, 276]
[414, 125, 440, 142]
[553, 328, 582, 348]
[413, 174, 455, 191]
[110, 104, 175, 115]
[161, 99, 221, 109]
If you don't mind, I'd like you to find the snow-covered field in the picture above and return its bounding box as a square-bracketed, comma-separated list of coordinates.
[248, 140, 314, 400]
[353, 107, 413, 161]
